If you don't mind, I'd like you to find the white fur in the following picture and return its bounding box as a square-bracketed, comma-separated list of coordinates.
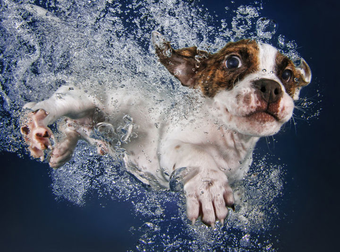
[258, 43, 278, 73]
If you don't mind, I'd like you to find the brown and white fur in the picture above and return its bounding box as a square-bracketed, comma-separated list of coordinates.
[20, 32, 311, 227]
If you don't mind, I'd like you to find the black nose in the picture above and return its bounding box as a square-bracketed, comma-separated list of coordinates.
[253, 79, 283, 103]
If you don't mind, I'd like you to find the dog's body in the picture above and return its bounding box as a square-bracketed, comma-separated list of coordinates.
[20, 32, 311, 226]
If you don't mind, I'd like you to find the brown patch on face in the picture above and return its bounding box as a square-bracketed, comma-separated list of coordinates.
[194, 39, 260, 97]
[275, 52, 310, 98]
[175, 145, 181, 149]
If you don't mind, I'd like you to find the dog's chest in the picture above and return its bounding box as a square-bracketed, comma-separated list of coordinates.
[165, 121, 258, 182]
[103, 89, 258, 187]
[210, 128, 258, 182]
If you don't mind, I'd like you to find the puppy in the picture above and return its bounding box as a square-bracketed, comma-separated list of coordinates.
[20, 32, 311, 226]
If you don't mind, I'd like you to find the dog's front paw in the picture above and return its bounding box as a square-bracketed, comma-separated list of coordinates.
[21, 109, 53, 161]
[183, 169, 234, 226]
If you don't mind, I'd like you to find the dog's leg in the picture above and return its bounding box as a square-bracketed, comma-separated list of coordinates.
[47, 117, 110, 168]
[21, 109, 54, 161]
[48, 122, 81, 168]
[20, 86, 103, 167]
[183, 165, 234, 226]
[161, 142, 234, 226]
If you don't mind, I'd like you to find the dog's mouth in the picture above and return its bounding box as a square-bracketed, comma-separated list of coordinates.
[245, 110, 279, 122]
[225, 108, 280, 123]
[222, 105, 288, 136]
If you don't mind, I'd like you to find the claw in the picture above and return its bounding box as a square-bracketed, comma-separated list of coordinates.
[21, 125, 30, 135]
[191, 218, 196, 225]
[231, 204, 235, 211]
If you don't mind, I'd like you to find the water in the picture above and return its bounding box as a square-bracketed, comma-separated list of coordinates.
[0, 0, 321, 251]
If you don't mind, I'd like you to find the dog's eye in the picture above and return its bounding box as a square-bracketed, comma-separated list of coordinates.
[282, 69, 293, 81]
[226, 56, 242, 69]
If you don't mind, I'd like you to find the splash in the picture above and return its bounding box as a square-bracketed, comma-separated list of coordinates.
[0, 0, 318, 251]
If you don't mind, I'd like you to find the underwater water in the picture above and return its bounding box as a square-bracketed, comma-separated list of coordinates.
[1, 0, 338, 251]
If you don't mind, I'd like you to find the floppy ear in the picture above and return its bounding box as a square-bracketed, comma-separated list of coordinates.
[292, 58, 312, 100]
[296, 58, 312, 85]
[152, 32, 210, 88]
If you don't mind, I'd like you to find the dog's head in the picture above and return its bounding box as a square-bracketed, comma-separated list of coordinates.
[152, 32, 311, 137]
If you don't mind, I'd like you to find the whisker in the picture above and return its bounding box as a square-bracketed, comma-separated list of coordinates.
[294, 105, 306, 113]
[264, 135, 276, 153]
[291, 113, 307, 121]
[290, 114, 298, 135]
[265, 136, 271, 152]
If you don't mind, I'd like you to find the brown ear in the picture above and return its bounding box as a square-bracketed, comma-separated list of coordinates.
[296, 58, 312, 85]
[292, 58, 312, 100]
[152, 32, 209, 87]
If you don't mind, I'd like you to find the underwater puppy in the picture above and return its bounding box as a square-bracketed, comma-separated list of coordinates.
[20, 32, 311, 226]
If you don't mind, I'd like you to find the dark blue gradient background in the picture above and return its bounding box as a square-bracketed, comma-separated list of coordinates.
[1, 0, 339, 251]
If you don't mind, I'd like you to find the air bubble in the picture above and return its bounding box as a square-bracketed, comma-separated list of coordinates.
[55, 93, 65, 99]
[278, 34, 285, 48]
[163, 49, 172, 58]
[256, 17, 277, 40]
[240, 234, 252, 248]
[287, 40, 297, 49]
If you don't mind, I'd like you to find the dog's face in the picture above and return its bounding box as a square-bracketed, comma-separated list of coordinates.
[152, 32, 312, 136]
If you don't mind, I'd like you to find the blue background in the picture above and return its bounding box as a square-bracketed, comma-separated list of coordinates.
[1, 0, 339, 251]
